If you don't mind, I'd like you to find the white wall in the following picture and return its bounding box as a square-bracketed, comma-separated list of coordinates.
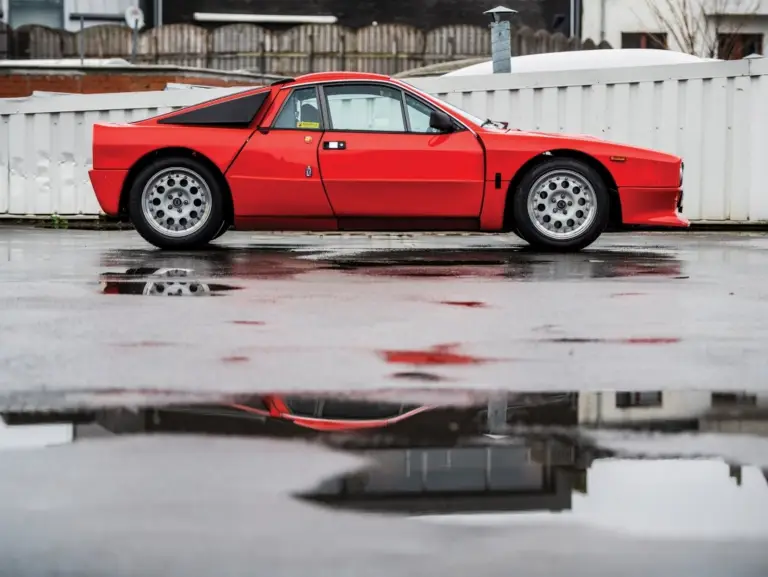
[64, 0, 139, 32]
[0, 87, 242, 217]
[1, 0, 138, 31]
[582, 0, 768, 56]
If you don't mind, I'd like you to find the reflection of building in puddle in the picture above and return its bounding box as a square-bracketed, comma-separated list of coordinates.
[700, 392, 768, 437]
[578, 391, 768, 431]
[577, 391, 768, 489]
[99, 268, 239, 296]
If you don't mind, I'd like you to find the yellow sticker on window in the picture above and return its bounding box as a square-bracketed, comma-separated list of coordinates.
[297, 121, 320, 129]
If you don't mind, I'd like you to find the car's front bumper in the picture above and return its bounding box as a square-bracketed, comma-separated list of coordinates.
[618, 186, 689, 228]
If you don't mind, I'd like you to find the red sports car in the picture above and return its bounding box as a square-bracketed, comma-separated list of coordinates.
[88, 71, 688, 251]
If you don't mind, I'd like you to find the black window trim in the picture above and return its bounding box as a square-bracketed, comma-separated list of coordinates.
[317, 80, 466, 135]
[157, 90, 269, 129]
[403, 91, 463, 134]
[269, 85, 325, 132]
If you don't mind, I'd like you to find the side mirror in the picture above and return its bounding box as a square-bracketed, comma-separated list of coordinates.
[429, 110, 454, 132]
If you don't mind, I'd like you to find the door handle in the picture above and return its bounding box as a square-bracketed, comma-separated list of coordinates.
[323, 141, 346, 150]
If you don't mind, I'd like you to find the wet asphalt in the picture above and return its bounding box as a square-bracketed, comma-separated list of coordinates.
[1, 227, 768, 395]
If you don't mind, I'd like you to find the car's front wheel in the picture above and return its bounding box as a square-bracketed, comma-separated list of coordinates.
[511, 158, 610, 252]
[128, 156, 225, 250]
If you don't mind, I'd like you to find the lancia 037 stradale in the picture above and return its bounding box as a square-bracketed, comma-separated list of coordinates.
[88, 71, 687, 251]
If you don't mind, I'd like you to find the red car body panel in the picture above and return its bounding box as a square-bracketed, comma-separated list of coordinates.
[89, 168, 129, 214]
[316, 130, 485, 218]
[227, 129, 335, 218]
[90, 125, 251, 172]
[88, 71, 689, 233]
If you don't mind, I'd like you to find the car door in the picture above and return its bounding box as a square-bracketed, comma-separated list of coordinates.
[316, 82, 485, 220]
[226, 85, 333, 219]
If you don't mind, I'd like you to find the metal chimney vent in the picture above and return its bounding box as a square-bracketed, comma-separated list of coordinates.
[484, 6, 518, 74]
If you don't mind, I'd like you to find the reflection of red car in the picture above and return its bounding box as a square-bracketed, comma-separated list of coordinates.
[89, 71, 687, 252]
[230, 395, 433, 431]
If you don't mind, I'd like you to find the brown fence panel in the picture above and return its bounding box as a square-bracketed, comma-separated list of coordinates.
[2, 22, 613, 74]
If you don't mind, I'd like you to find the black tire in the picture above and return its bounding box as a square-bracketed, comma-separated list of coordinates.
[128, 156, 225, 250]
[511, 158, 610, 252]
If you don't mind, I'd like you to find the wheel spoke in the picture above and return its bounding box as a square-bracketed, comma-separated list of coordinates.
[526, 169, 597, 241]
[141, 167, 213, 238]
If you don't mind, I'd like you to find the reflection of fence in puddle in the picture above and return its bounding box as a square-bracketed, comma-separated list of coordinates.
[303, 439, 580, 515]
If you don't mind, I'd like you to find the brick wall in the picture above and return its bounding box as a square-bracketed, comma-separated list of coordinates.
[0, 68, 264, 98]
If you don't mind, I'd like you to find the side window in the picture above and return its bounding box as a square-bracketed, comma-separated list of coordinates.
[273, 87, 322, 130]
[324, 84, 406, 132]
[405, 94, 441, 134]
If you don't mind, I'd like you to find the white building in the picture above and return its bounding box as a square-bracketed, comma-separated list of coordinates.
[1, 0, 137, 32]
[582, 0, 768, 58]
[579, 391, 768, 427]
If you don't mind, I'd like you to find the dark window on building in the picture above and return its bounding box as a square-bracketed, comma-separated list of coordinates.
[711, 392, 757, 407]
[718, 33, 763, 59]
[621, 32, 668, 49]
[615, 391, 663, 408]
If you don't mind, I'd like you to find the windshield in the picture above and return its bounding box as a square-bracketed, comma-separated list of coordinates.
[403, 82, 508, 131]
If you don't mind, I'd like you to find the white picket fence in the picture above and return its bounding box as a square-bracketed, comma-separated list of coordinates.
[1, 56, 768, 222]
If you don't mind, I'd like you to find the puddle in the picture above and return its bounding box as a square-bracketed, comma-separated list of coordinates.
[99, 268, 240, 296]
[321, 249, 684, 280]
[1, 388, 767, 552]
[97, 247, 684, 281]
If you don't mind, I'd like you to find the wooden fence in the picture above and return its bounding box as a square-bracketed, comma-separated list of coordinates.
[0, 22, 613, 76]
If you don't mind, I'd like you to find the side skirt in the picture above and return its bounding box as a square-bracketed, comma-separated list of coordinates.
[338, 217, 481, 232]
[232, 217, 482, 233]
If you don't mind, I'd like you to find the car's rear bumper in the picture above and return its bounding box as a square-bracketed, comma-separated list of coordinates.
[88, 169, 128, 216]
[618, 186, 689, 228]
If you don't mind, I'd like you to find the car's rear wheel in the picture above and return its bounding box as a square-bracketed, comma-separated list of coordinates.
[511, 158, 610, 252]
[128, 156, 225, 250]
